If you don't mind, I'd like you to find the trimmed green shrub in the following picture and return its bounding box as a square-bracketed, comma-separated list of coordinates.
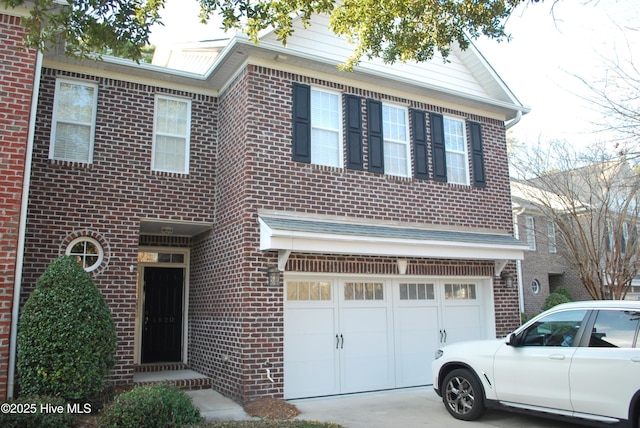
[553, 286, 573, 300]
[542, 289, 573, 311]
[99, 384, 203, 428]
[17, 255, 117, 401]
[0, 395, 74, 428]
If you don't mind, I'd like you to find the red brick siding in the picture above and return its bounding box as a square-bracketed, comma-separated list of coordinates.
[0, 12, 37, 401]
[23, 60, 520, 404]
[187, 64, 519, 403]
[22, 68, 217, 385]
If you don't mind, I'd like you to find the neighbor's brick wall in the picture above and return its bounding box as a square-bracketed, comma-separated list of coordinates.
[0, 12, 38, 401]
[22, 68, 217, 385]
[516, 212, 585, 315]
[198, 64, 520, 402]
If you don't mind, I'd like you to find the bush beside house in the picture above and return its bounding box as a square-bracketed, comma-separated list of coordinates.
[17, 256, 117, 401]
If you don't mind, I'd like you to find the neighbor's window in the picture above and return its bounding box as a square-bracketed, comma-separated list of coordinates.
[311, 88, 342, 167]
[444, 117, 469, 185]
[153, 95, 191, 173]
[50, 79, 98, 163]
[531, 279, 540, 294]
[525, 216, 536, 250]
[547, 221, 557, 253]
[382, 104, 410, 177]
[66, 237, 104, 272]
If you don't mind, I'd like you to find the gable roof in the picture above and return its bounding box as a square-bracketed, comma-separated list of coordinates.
[43, 12, 529, 121]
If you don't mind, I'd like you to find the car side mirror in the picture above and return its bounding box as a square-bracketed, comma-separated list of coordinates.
[506, 332, 520, 347]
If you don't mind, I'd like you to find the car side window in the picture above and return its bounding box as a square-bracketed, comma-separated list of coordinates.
[520, 310, 588, 347]
[589, 310, 640, 348]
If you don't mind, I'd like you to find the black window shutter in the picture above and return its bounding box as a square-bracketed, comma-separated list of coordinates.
[411, 109, 429, 180]
[469, 121, 486, 187]
[345, 95, 363, 170]
[367, 99, 384, 174]
[430, 113, 447, 182]
[292, 83, 311, 163]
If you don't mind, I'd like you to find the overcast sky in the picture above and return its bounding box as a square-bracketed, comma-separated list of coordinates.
[149, 0, 640, 149]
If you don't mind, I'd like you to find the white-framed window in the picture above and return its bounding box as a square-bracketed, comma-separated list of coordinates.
[525, 215, 536, 250]
[531, 279, 540, 294]
[311, 88, 342, 167]
[382, 104, 410, 177]
[50, 79, 98, 163]
[66, 237, 104, 272]
[547, 221, 557, 253]
[444, 116, 469, 185]
[152, 95, 191, 173]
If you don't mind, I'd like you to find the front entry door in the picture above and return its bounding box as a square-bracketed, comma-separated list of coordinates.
[142, 267, 184, 363]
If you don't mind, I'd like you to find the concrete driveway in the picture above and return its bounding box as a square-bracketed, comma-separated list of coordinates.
[290, 387, 584, 428]
[190, 386, 585, 428]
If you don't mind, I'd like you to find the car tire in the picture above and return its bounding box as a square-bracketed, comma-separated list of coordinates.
[442, 368, 485, 421]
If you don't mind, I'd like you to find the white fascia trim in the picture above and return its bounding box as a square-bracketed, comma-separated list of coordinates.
[259, 218, 527, 261]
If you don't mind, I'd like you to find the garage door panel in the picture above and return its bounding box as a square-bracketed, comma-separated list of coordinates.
[341, 306, 393, 392]
[284, 307, 338, 398]
[395, 306, 440, 387]
[442, 305, 482, 344]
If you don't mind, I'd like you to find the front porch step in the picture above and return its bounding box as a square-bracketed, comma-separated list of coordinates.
[134, 362, 189, 373]
[133, 366, 212, 391]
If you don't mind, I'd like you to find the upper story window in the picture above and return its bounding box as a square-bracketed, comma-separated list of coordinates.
[382, 104, 410, 177]
[443, 116, 469, 185]
[547, 221, 557, 253]
[311, 88, 342, 167]
[525, 215, 536, 250]
[50, 79, 98, 163]
[152, 95, 191, 174]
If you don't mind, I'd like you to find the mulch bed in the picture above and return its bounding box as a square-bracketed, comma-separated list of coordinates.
[244, 398, 301, 419]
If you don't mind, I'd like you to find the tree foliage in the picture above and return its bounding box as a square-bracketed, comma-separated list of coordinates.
[511, 141, 640, 300]
[4, 0, 525, 69]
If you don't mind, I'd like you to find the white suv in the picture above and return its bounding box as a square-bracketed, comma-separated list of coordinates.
[432, 301, 640, 427]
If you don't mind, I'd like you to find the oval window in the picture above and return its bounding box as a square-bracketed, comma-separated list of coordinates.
[531, 279, 541, 295]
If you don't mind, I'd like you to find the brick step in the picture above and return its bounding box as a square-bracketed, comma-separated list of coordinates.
[133, 367, 212, 391]
[134, 362, 189, 373]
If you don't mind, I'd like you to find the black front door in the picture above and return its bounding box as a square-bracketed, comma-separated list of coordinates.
[141, 267, 184, 363]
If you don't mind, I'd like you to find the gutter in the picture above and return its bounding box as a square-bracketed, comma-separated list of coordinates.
[505, 110, 522, 130]
[8, 50, 43, 399]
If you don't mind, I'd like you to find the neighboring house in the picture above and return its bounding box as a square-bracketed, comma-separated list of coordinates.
[511, 181, 587, 315]
[1, 6, 530, 403]
[512, 160, 640, 314]
[0, 7, 39, 402]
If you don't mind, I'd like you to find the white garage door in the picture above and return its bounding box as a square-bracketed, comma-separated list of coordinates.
[284, 276, 493, 399]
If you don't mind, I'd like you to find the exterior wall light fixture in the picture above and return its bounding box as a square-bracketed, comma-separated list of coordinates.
[266, 266, 280, 288]
[501, 271, 514, 288]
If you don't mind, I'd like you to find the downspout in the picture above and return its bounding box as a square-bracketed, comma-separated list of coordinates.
[512, 207, 526, 315]
[8, 50, 43, 399]
[505, 110, 522, 130]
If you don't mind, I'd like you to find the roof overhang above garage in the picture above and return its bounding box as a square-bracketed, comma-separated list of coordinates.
[258, 213, 528, 276]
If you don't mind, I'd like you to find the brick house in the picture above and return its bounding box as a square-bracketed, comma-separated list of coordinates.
[2, 8, 530, 403]
[511, 180, 587, 316]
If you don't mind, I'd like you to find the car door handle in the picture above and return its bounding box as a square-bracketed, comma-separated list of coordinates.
[549, 354, 566, 360]
[632, 357, 640, 363]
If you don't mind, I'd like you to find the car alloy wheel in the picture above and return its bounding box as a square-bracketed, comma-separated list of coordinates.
[442, 368, 485, 421]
